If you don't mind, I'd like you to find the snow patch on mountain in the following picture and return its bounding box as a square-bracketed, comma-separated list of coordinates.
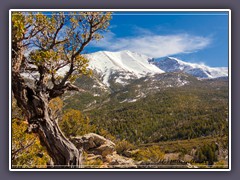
[120, 98, 138, 103]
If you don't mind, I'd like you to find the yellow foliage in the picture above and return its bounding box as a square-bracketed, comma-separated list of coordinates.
[48, 97, 63, 117]
[60, 109, 96, 137]
[133, 145, 164, 163]
[12, 12, 26, 41]
[116, 140, 135, 156]
[12, 11, 112, 85]
[213, 160, 228, 168]
[12, 119, 50, 168]
[29, 50, 58, 66]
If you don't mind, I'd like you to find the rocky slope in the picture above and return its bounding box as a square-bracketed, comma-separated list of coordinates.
[71, 133, 137, 168]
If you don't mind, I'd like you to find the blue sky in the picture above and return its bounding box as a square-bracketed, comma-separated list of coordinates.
[87, 11, 229, 67]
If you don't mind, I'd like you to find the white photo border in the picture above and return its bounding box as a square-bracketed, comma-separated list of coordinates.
[9, 9, 231, 171]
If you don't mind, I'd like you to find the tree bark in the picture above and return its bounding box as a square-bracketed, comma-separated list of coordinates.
[36, 110, 82, 168]
[12, 73, 82, 168]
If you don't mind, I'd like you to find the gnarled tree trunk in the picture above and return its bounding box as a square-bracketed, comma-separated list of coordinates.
[37, 110, 82, 168]
[12, 72, 82, 168]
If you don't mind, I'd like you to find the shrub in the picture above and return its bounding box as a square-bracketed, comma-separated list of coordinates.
[213, 160, 227, 168]
[133, 145, 164, 163]
[116, 140, 135, 156]
[59, 109, 96, 137]
[12, 119, 50, 168]
[82, 152, 104, 168]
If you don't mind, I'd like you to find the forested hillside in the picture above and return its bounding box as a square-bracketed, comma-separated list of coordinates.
[65, 74, 228, 145]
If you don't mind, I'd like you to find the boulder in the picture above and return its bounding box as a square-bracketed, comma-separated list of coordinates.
[71, 133, 115, 157]
[105, 152, 137, 168]
[86, 154, 102, 161]
[71, 133, 137, 168]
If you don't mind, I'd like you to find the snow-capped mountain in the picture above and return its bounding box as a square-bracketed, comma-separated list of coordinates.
[61, 51, 228, 110]
[84, 50, 164, 86]
[154, 57, 228, 79]
[82, 51, 228, 86]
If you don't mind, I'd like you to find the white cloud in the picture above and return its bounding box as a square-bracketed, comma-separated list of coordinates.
[91, 31, 211, 58]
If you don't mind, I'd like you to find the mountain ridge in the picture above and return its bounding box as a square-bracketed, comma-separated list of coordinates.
[153, 56, 228, 79]
[83, 50, 228, 86]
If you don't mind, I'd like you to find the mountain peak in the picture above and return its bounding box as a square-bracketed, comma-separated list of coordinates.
[154, 56, 228, 79]
[84, 50, 164, 86]
[95, 50, 152, 60]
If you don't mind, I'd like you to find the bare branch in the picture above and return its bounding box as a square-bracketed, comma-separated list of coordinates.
[49, 17, 65, 49]
[48, 82, 85, 99]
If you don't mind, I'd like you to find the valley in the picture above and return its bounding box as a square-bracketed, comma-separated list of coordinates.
[61, 51, 229, 168]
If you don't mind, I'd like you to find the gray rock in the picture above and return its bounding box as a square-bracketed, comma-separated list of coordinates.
[71, 133, 115, 157]
[71, 133, 137, 168]
[106, 152, 137, 168]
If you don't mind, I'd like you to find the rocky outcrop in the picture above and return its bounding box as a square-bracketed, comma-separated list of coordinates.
[105, 152, 137, 168]
[72, 133, 115, 157]
[71, 133, 193, 169]
[71, 133, 137, 168]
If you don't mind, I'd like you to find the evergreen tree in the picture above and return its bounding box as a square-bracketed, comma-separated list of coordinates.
[11, 11, 111, 167]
